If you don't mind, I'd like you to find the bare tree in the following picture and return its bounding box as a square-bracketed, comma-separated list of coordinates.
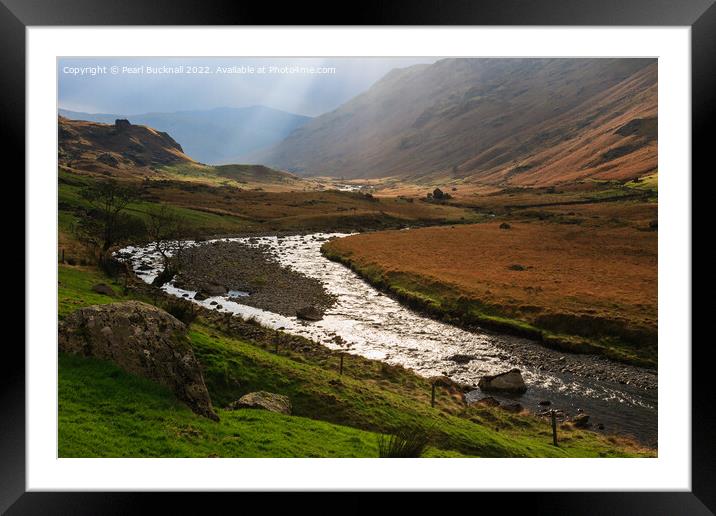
[72, 180, 144, 272]
[79, 179, 140, 252]
[146, 204, 187, 285]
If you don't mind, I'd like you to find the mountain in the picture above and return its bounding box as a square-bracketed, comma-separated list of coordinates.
[255, 58, 657, 186]
[59, 106, 311, 165]
[59, 116, 194, 173]
[58, 116, 305, 188]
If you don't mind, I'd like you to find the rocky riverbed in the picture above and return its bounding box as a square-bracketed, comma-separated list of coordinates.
[173, 240, 336, 319]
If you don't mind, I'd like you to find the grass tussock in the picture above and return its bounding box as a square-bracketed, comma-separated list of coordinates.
[378, 427, 432, 458]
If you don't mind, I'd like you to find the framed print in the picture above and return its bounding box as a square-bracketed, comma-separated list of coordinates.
[5, 0, 712, 512]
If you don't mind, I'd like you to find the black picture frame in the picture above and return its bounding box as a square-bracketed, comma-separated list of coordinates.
[5, 0, 711, 512]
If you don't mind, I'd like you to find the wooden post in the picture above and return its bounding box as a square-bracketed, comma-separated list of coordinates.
[551, 410, 558, 446]
[61, 248, 65, 263]
[339, 354, 344, 375]
[431, 382, 436, 408]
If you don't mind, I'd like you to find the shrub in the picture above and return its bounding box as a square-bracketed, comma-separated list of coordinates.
[378, 427, 431, 458]
[98, 254, 126, 278]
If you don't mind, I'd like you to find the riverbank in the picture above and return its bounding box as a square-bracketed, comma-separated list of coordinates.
[58, 262, 653, 457]
[321, 222, 657, 368]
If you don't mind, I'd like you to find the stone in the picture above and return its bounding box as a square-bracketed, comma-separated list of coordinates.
[228, 391, 291, 415]
[478, 368, 527, 393]
[501, 402, 524, 413]
[447, 354, 475, 364]
[201, 283, 227, 296]
[58, 301, 218, 421]
[91, 283, 116, 297]
[499, 223, 511, 229]
[573, 413, 590, 428]
[296, 305, 322, 321]
[475, 396, 500, 407]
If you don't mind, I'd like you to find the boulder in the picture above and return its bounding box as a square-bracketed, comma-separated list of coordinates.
[91, 283, 116, 297]
[200, 283, 227, 296]
[475, 396, 500, 407]
[448, 354, 475, 364]
[296, 305, 322, 321]
[228, 391, 291, 415]
[59, 301, 218, 421]
[499, 223, 511, 230]
[478, 368, 527, 393]
[501, 402, 524, 413]
[573, 413, 590, 428]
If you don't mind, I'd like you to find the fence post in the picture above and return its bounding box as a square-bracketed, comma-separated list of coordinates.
[61, 248, 65, 263]
[339, 354, 344, 375]
[431, 382, 436, 408]
[551, 410, 558, 446]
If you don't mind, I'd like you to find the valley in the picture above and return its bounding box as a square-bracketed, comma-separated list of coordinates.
[56, 56, 659, 458]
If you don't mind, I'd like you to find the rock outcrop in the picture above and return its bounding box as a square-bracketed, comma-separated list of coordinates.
[478, 368, 527, 393]
[59, 301, 218, 421]
[227, 391, 292, 415]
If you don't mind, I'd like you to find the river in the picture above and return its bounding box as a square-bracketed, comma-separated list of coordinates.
[118, 232, 657, 446]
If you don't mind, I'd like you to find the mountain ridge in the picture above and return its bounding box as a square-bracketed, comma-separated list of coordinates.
[254, 58, 657, 186]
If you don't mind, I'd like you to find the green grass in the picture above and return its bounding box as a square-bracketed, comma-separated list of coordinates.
[57, 264, 652, 458]
[58, 265, 125, 318]
[59, 169, 254, 236]
[59, 353, 382, 458]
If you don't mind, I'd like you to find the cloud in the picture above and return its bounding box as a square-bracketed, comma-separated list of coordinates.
[58, 57, 439, 117]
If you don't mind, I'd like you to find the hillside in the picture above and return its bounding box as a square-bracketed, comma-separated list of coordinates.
[59, 105, 311, 165]
[256, 58, 657, 186]
[58, 116, 311, 190]
[59, 116, 195, 174]
[57, 263, 652, 458]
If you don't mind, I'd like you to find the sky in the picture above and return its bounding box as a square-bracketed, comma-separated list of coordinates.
[58, 57, 440, 117]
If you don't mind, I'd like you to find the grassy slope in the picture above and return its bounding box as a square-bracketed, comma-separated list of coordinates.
[58, 264, 652, 458]
[59, 168, 486, 242]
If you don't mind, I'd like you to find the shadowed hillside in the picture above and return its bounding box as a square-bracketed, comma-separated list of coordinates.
[59, 116, 194, 174]
[256, 58, 657, 186]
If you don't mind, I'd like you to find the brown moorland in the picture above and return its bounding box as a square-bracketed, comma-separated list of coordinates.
[322, 219, 657, 366]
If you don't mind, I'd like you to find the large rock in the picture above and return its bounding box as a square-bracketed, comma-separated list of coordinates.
[296, 305, 322, 321]
[478, 368, 527, 393]
[91, 283, 116, 297]
[228, 391, 291, 415]
[200, 283, 227, 296]
[59, 301, 218, 421]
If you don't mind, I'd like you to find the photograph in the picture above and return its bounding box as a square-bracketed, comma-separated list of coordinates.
[56, 56, 658, 459]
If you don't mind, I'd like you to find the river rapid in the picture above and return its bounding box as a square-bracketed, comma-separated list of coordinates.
[118, 232, 657, 446]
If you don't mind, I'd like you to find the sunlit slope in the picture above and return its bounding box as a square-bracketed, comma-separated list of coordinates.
[258, 58, 657, 186]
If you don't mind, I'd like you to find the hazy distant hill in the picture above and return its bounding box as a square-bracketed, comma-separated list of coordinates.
[255, 58, 657, 186]
[59, 105, 311, 165]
